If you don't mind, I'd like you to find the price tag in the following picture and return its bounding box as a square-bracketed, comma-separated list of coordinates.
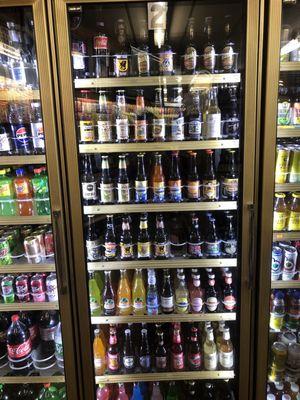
[148, 2, 168, 30]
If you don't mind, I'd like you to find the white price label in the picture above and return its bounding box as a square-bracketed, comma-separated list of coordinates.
[148, 2, 168, 30]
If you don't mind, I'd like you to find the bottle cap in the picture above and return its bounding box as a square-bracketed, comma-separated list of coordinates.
[275, 193, 286, 198]
[16, 168, 24, 175]
[11, 314, 19, 322]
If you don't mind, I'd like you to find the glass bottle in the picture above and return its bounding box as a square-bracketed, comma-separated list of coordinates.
[97, 91, 112, 143]
[117, 383, 129, 400]
[203, 382, 215, 399]
[131, 383, 143, 400]
[81, 155, 98, 206]
[171, 327, 184, 371]
[104, 215, 117, 261]
[187, 152, 200, 201]
[175, 272, 189, 314]
[155, 332, 167, 372]
[219, 327, 234, 370]
[114, 19, 130, 77]
[216, 321, 226, 351]
[221, 15, 236, 73]
[287, 193, 300, 231]
[203, 17, 216, 73]
[205, 273, 219, 312]
[117, 154, 130, 203]
[107, 326, 119, 373]
[278, 80, 291, 126]
[188, 214, 202, 258]
[117, 270, 132, 316]
[152, 88, 165, 142]
[273, 193, 288, 231]
[204, 215, 221, 257]
[161, 269, 174, 314]
[79, 91, 95, 143]
[100, 155, 114, 204]
[154, 214, 169, 259]
[151, 382, 163, 400]
[93, 22, 109, 78]
[139, 328, 151, 372]
[269, 291, 286, 331]
[86, 215, 101, 261]
[188, 327, 201, 370]
[186, 90, 202, 140]
[183, 18, 197, 75]
[222, 272, 236, 312]
[170, 87, 185, 141]
[137, 20, 150, 77]
[123, 328, 135, 373]
[202, 149, 219, 201]
[147, 269, 159, 315]
[93, 328, 106, 375]
[222, 212, 237, 256]
[132, 269, 146, 315]
[135, 153, 148, 203]
[166, 382, 178, 400]
[137, 213, 151, 259]
[89, 272, 102, 316]
[168, 151, 182, 202]
[221, 149, 238, 200]
[103, 271, 116, 316]
[152, 153, 165, 203]
[158, 31, 174, 76]
[135, 89, 147, 142]
[120, 216, 134, 260]
[203, 88, 221, 139]
[115, 90, 129, 143]
[190, 273, 204, 313]
[203, 327, 217, 371]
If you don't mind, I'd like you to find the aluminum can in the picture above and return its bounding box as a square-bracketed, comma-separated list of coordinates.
[24, 236, 42, 264]
[272, 246, 283, 281]
[0, 238, 12, 265]
[31, 230, 46, 258]
[282, 245, 297, 280]
[44, 230, 54, 257]
[15, 274, 30, 302]
[46, 273, 58, 302]
[30, 273, 46, 302]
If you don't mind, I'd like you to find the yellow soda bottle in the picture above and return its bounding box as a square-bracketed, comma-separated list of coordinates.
[93, 328, 106, 375]
[89, 272, 102, 316]
[132, 268, 146, 315]
[117, 270, 132, 315]
[273, 193, 288, 231]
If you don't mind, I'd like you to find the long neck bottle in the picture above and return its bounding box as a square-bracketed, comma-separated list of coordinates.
[86, 215, 101, 261]
[120, 217, 134, 260]
[188, 215, 202, 258]
[116, 90, 129, 142]
[203, 17, 215, 73]
[183, 17, 197, 75]
[123, 328, 135, 373]
[171, 88, 185, 141]
[222, 272, 236, 312]
[202, 150, 218, 201]
[221, 15, 236, 73]
[154, 214, 169, 259]
[135, 153, 148, 203]
[159, 31, 174, 76]
[146, 269, 159, 315]
[203, 327, 217, 371]
[152, 153, 165, 203]
[117, 155, 130, 203]
[137, 213, 151, 259]
[107, 326, 119, 373]
[132, 269, 146, 315]
[93, 22, 109, 79]
[219, 327, 234, 370]
[221, 149, 238, 200]
[103, 271, 116, 316]
[175, 272, 189, 314]
[79, 91, 95, 144]
[137, 20, 150, 77]
[205, 273, 219, 313]
[188, 327, 201, 371]
[135, 90, 147, 142]
[161, 269, 174, 314]
[114, 19, 130, 77]
[222, 212, 237, 256]
[190, 273, 204, 313]
[187, 90, 202, 140]
[187, 152, 200, 201]
[152, 88, 165, 142]
[82, 155, 98, 205]
[168, 151, 182, 202]
[151, 382, 163, 400]
[100, 155, 114, 204]
[155, 332, 167, 372]
[117, 269, 132, 315]
[89, 272, 102, 316]
[104, 215, 117, 261]
[204, 88, 221, 139]
[117, 383, 129, 400]
[98, 91, 111, 143]
[171, 327, 184, 371]
[139, 328, 151, 372]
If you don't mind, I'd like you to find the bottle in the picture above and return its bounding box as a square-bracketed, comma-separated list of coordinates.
[117, 270, 132, 315]
[203, 17, 216, 73]
[204, 216, 221, 257]
[54, 321, 63, 368]
[168, 151, 182, 202]
[37, 384, 60, 400]
[100, 155, 114, 204]
[132, 269, 146, 315]
[13, 168, 34, 216]
[222, 212, 237, 256]
[203, 88, 221, 139]
[136, 20, 150, 77]
[187, 327, 201, 371]
[190, 273, 204, 313]
[1, 275, 14, 303]
[187, 152, 200, 201]
[96, 383, 110, 400]
[98, 91, 112, 143]
[32, 167, 50, 215]
[123, 328, 135, 372]
[38, 311, 59, 353]
[188, 215, 202, 258]
[155, 332, 167, 372]
[219, 327, 234, 369]
[221, 150, 238, 200]
[171, 327, 184, 371]
[103, 271, 116, 316]
[220, 85, 240, 138]
[154, 214, 170, 259]
[203, 326, 217, 370]
[117, 154, 130, 203]
[135, 153, 148, 203]
[135, 90, 147, 142]
[273, 193, 288, 231]
[203, 382, 215, 399]
[117, 383, 129, 400]
[216, 321, 226, 351]
[131, 383, 143, 400]
[8, 103, 32, 155]
[161, 269, 174, 314]
[152, 88, 165, 141]
[288, 193, 300, 231]
[175, 272, 189, 314]
[120, 216, 134, 260]
[166, 382, 178, 400]
[7, 314, 32, 370]
[137, 213, 151, 259]
[183, 18, 197, 74]
[79, 91, 95, 143]
[93, 22, 109, 78]
[288, 382, 299, 400]
[151, 382, 163, 400]
[81, 155, 98, 206]
[139, 328, 151, 372]
[170, 88, 185, 141]
[186, 90, 202, 140]
[278, 80, 292, 126]
[222, 272, 236, 312]
[104, 215, 117, 261]
[202, 150, 219, 201]
[94, 328, 106, 375]
[205, 273, 219, 312]
[89, 272, 102, 316]
[269, 291, 285, 330]
[16, 383, 37, 400]
[116, 91, 129, 143]
[107, 326, 120, 373]
[30, 101, 44, 154]
[0, 123, 14, 156]
[221, 15, 236, 72]
[19, 311, 38, 349]
[158, 31, 174, 76]
[152, 153, 165, 202]
[86, 215, 101, 261]
[0, 169, 16, 216]
[114, 19, 130, 77]
[285, 291, 300, 330]
[147, 269, 159, 315]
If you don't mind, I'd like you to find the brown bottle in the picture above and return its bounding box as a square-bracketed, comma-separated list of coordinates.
[188, 327, 201, 370]
[171, 327, 184, 371]
[202, 149, 219, 201]
[152, 153, 165, 203]
[107, 325, 119, 373]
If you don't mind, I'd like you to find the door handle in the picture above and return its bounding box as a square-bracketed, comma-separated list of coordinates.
[53, 210, 68, 295]
[248, 203, 256, 290]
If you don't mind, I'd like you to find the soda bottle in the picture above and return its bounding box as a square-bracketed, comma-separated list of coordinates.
[269, 291, 286, 330]
[0, 123, 14, 156]
[205, 273, 219, 312]
[16, 383, 37, 400]
[188, 327, 201, 370]
[190, 273, 204, 313]
[132, 269, 146, 315]
[188, 214, 202, 258]
[13, 168, 34, 216]
[0, 384, 10, 400]
[9, 103, 33, 155]
[154, 214, 170, 259]
[146, 269, 159, 315]
[15, 274, 31, 302]
[135, 89, 147, 142]
[203, 382, 215, 399]
[171, 326, 184, 371]
[93, 22, 109, 79]
[31, 273, 46, 302]
[202, 150, 219, 201]
[115, 91, 129, 142]
[89, 272, 102, 316]
[166, 382, 178, 400]
[135, 153, 148, 203]
[139, 328, 151, 372]
[117, 154, 130, 203]
[137, 213, 151, 259]
[285, 290, 300, 330]
[152, 153, 165, 203]
[107, 325, 120, 373]
[37, 384, 59, 400]
[79, 91, 95, 144]
[117, 383, 129, 400]
[54, 321, 64, 369]
[219, 327, 234, 370]
[93, 328, 106, 375]
[287, 193, 300, 231]
[86, 215, 101, 261]
[100, 156, 114, 204]
[203, 327, 217, 371]
[81, 155, 98, 206]
[46, 272, 58, 302]
[123, 328, 135, 373]
[1, 276, 14, 303]
[0, 169, 16, 216]
[104, 215, 117, 261]
[273, 193, 288, 231]
[31, 168, 50, 215]
[30, 101, 44, 154]
[187, 152, 200, 201]
[222, 272, 236, 312]
[151, 382, 163, 400]
[103, 271, 116, 316]
[155, 332, 167, 372]
[168, 151, 182, 202]
[131, 383, 143, 400]
[175, 272, 189, 314]
[38, 311, 59, 355]
[161, 269, 174, 314]
[7, 314, 32, 370]
[98, 92, 112, 143]
[120, 217, 134, 260]
[0, 313, 9, 360]
[19, 311, 39, 348]
[117, 270, 132, 315]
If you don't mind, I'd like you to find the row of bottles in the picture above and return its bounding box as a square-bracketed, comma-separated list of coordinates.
[269, 290, 300, 331]
[0, 383, 66, 400]
[273, 193, 300, 231]
[278, 81, 300, 126]
[275, 143, 300, 184]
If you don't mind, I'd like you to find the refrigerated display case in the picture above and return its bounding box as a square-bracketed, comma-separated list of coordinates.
[256, 0, 300, 399]
[0, 1, 79, 399]
[52, 0, 262, 399]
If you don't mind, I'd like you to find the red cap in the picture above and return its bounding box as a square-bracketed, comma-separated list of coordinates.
[206, 149, 213, 154]
[44, 383, 51, 388]
[11, 315, 19, 322]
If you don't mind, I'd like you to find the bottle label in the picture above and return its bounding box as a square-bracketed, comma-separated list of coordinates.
[114, 55, 129, 77]
[86, 239, 101, 261]
[188, 119, 202, 139]
[104, 242, 117, 259]
[138, 242, 151, 258]
[40, 325, 57, 341]
[153, 181, 165, 202]
[147, 293, 159, 314]
[97, 120, 112, 142]
[14, 125, 30, 148]
[82, 182, 97, 200]
[223, 239, 237, 256]
[172, 352, 184, 370]
[203, 46, 216, 71]
[0, 183, 13, 197]
[120, 243, 134, 259]
[0, 132, 11, 152]
[169, 180, 182, 202]
[8, 338, 32, 359]
[161, 295, 174, 309]
[293, 102, 300, 125]
[221, 46, 234, 70]
[104, 298, 115, 310]
[184, 47, 197, 70]
[288, 211, 300, 231]
[94, 35, 108, 50]
[205, 296, 219, 312]
[202, 180, 218, 200]
[73, 53, 85, 71]
[156, 356, 167, 369]
[15, 181, 30, 195]
[176, 297, 189, 313]
[135, 180, 148, 203]
[159, 51, 173, 73]
[188, 352, 201, 368]
[31, 122, 45, 150]
[223, 295, 236, 311]
[108, 353, 119, 371]
[171, 117, 185, 141]
[187, 181, 200, 199]
[278, 101, 291, 125]
[135, 120, 147, 141]
[123, 356, 135, 369]
[204, 352, 217, 370]
[133, 297, 145, 310]
[116, 118, 129, 140]
[80, 121, 95, 142]
[137, 52, 150, 74]
[154, 242, 169, 258]
[100, 183, 114, 203]
[222, 178, 238, 199]
[90, 297, 101, 312]
[269, 312, 284, 330]
[223, 117, 240, 138]
[219, 350, 234, 368]
[152, 119, 165, 140]
[273, 211, 287, 231]
[118, 297, 131, 309]
[205, 114, 221, 138]
[188, 243, 202, 257]
[191, 297, 203, 312]
[117, 182, 130, 203]
[139, 355, 151, 369]
[94, 357, 104, 370]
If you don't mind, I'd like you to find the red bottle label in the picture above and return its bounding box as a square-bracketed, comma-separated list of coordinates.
[223, 295, 236, 311]
[8, 338, 31, 359]
[188, 352, 201, 368]
[108, 353, 119, 371]
[172, 352, 184, 370]
[94, 36, 108, 50]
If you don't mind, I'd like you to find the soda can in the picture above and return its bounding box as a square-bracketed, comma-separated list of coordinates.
[15, 274, 30, 302]
[30, 273, 46, 302]
[289, 145, 300, 183]
[272, 246, 283, 281]
[275, 145, 291, 184]
[280, 331, 297, 346]
[286, 343, 300, 370]
[0, 238, 12, 265]
[282, 245, 297, 280]
[44, 230, 54, 257]
[24, 236, 42, 264]
[31, 230, 46, 258]
[46, 273, 58, 302]
[1, 275, 15, 303]
[270, 341, 288, 370]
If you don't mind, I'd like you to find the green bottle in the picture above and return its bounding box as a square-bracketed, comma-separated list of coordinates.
[89, 272, 102, 316]
[166, 382, 178, 400]
[38, 384, 60, 399]
[0, 169, 16, 216]
[32, 167, 51, 215]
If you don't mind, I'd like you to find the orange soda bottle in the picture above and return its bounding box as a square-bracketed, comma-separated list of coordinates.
[13, 168, 33, 216]
[117, 270, 132, 315]
[93, 328, 106, 375]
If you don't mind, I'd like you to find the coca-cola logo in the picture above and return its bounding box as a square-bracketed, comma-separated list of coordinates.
[8, 338, 32, 359]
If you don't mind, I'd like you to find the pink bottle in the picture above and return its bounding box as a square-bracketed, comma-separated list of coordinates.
[117, 383, 129, 400]
[96, 383, 110, 400]
[151, 382, 163, 400]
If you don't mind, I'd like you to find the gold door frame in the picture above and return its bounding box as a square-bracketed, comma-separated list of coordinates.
[51, 0, 264, 399]
[255, 1, 283, 398]
[0, 1, 80, 398]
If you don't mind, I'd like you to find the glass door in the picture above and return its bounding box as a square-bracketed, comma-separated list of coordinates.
[256, 0, 300, 399]
[53, 0, 261, 399]
[0, 2, 78, 399]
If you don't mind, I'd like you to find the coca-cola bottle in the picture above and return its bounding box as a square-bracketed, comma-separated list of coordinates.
[38, 311, 59, 356]
[7, 314, 32, 370]
[19, 311, 39, 348]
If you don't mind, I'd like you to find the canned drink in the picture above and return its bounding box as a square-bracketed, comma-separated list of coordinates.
[282, 246, 297, 280]
[0, 238, 12, 265]
[1, 275, 15, 303]
[46, 273, 58, 302]
[15, 274, 30, 302]
[24, 236, 42, 264]
[286, 342, 300, 370]
[270, 341, 288, 370]
[275, 145, 291, 184]
[30, 273, 46, 302]
[272, 246, 283, 281]
[285, 291, 300, 330]
[289, 146, 300, 183]
[44, 230, 54, 257]
[31, 230, 46, 258]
